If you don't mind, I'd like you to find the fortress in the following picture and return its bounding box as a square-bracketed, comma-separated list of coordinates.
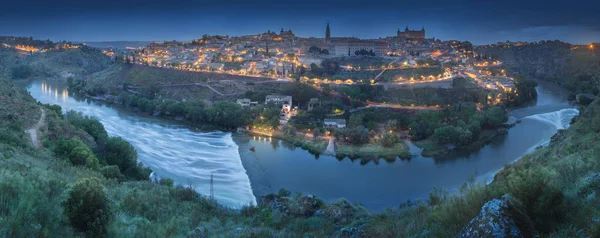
[397, 26, 425, 39]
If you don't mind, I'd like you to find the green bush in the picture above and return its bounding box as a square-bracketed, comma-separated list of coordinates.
[55, 138, 100, 170]
[103, 137, 150, 180]
[63, 177, 111, 236]
[484, 106, 507, 127]
[159, 178, 174, 187]
[100, 165, 125, 181]
[64, 111, 108, 141]
[381, 132, 399, 147]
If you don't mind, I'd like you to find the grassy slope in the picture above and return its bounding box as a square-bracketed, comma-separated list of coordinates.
[0, 77, 372, 237]
[336, 141, 410, 159]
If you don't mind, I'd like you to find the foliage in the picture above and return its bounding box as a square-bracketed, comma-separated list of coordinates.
[63, 177, 111, 236]
[55, 138, 100, 170]
[100, 165, 125, 181]
[65, 111, 108, 141]
[354, 49, 375, 57]
[381, 132, 399, 147]
[334, 127, 370, 145]
[103, 137, 151, 180]
[484, 106, 507, 127]
[10, 65, 33, 79]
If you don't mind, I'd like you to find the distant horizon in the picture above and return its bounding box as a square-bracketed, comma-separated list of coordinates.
[2, 0, 599, 45]
[3, 34, 595, 47]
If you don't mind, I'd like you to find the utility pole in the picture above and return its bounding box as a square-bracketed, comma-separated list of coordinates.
[209, 173, 214, 200]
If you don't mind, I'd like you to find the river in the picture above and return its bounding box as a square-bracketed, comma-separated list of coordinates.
[27, 79, 578, 211]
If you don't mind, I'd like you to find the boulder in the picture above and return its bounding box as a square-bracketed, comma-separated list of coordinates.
[457, 194, 536, 238]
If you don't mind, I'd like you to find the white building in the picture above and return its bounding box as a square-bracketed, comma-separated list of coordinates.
[323, 119, 347, 129]
[236, 98, 257, 107]
[265, 95, 292, 107]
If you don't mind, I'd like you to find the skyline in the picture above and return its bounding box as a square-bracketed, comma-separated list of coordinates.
[1, 0, 599, 45]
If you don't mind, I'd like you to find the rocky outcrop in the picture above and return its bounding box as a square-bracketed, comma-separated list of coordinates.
[576, 93, 596, 105]
[457, 194, 536, 238]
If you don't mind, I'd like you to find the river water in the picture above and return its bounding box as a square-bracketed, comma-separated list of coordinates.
[28, 79, 578, 211]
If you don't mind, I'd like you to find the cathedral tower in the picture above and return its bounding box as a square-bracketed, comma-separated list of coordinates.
[325, 23, 331, 42]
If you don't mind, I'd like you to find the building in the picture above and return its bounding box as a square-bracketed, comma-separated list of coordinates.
[333, 39, 388, 57]
[323, 119, 346, 129]
[236, 98, 258, 107]
[279, 28, 295, 39]
[265, 95, 292, 107]
[397, 26, 425, 39]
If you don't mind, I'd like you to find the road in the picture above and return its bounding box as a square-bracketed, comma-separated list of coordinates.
[373, 59, 399, 80]
[349, 103, 442, 113]
[26, 108, 45, 148]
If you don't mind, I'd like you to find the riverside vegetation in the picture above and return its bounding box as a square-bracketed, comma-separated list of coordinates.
[1, 39, 600, 237]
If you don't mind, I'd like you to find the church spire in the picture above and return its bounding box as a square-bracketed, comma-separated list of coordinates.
[325, 22, 331, 41]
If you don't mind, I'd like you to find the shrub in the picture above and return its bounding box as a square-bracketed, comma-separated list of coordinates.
[159, 178, 174, 187]
[100, 165, 125, 181]
[278, 188, 291, 197]
[55, 138, 100, 170]
[484, 107, 507, 127]
[103, 137, 150, 180]
[170, 185, 200, 202]
[381, 132, 399, 147]
[63, 177, 111, 236]
[64, 111, 108, 141]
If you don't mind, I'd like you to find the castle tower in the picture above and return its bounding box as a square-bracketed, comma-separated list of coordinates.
[326, 23, 331, 42]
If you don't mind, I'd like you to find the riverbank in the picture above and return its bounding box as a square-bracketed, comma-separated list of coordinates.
[335, 141, 410, 160]
[414, 129, 505, 158]
[247, 129, 412, 160]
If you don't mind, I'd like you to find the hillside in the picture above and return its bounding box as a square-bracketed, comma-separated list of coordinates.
[477, 41, 600, 94]
[1, 47, 111, 80]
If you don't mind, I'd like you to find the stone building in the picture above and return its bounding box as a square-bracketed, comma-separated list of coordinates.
[397, 26, 425, 39]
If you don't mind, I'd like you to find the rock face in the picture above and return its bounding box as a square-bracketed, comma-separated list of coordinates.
[576, 93, 597, 105]
[457, 195, 536, 238]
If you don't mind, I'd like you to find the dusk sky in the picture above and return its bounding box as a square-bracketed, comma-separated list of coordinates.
[2, 0, 599, 45]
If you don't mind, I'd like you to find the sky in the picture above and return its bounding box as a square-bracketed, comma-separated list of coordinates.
[1, 0, 599, 45]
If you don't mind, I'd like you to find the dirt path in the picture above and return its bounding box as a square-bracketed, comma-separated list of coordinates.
[324, 137, 336, 155]
[26, 108, 45, 148]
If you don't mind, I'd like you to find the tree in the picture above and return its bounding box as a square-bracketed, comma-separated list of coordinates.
[348, 114, 364, 128]
[484, 107, 507, 127]
[63, 178, 111, 236]
[433, 125, 459, 144]
[55, 138, 100, 170]
[65, 111, 108, 142]
[366, 120, 379, 132]
[103, 137, 150, 180]
[385, 120, 398, 132]
[381, 132, 399, 147]
[312, 127, 322, 139]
